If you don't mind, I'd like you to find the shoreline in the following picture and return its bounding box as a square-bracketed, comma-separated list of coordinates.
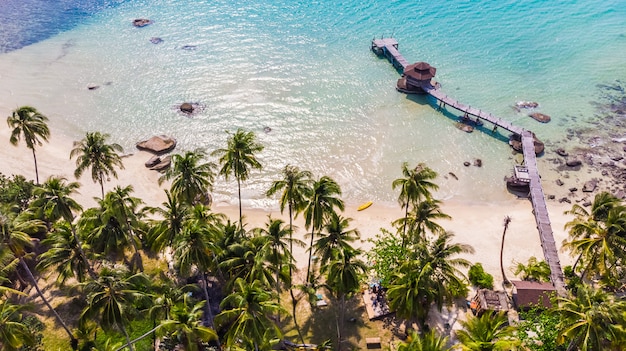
[0, 120, 576, 285]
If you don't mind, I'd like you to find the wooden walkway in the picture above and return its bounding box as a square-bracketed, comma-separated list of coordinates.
[372, 38, 567, 296]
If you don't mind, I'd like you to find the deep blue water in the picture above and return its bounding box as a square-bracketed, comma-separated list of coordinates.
[0, 0, 126, 53]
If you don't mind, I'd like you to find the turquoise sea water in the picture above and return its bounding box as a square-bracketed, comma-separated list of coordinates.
[1, 0, 625, 208]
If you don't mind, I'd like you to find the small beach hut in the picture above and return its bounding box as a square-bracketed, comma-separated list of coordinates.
[397, 61, 437, 93]
[510, 280, 556, 310]
[470, 289, 509, 316]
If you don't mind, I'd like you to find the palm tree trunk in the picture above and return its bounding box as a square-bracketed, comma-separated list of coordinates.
[338, 294, 345, 351]
[118, 321, 135, 351]
[287, 203, 305, 344]
[401, 203, 409, 248]
[305, 226, 315, 285]
[275, 251, 281, 324]
[114, 325, 161, 351]
[69, 222, 97, 280]
[237, 177, 243, 229]
[500, 216, 511, 286]
[32, 148, 40, 185]
[19, 258, 78, 349]
[99, 178, 105, 199]
[202, 273, 214, 327]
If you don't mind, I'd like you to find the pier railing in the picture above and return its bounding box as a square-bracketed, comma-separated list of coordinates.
[372, 38, 566, 295]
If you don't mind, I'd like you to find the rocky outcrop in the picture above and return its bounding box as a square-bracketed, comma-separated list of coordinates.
[145, 155, 161, 168]
[150, 155, 171, 172]
[529, 112, 551, 123]
[566, 158, 582, 167]
[133, 18, 152, 27]
[136, 135, 177, 154]
[582, 179, 598, 192]
[180, 103, 194, 114]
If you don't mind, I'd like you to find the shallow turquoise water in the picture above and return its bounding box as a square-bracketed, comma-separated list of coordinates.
[1, 0, 625, 207]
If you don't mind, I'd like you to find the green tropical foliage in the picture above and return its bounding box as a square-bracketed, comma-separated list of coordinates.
[398, 330, 452, 351]
[158, 149, 216, 206]
[468, 263, 494, 289]
[455, 311, 519, 351]
[512, 256, 551, 282]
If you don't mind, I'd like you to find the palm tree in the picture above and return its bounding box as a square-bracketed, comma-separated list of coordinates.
[159, 296, 218, 351]
[388, 231, 472, 330]
[255, 217, 303, 321]
[158, 149, 216, 206]
[266, 164, 312, 341]
[562, 198, 626, 283]
[145, 190, 189, 253]
[393, 198, 450, 246]
[212, 128, 264, 228]
[398, 330, 452, 351]
[392, 162, 439, 244]
[0, 299, 36, 351]
[455, 311, 519, 351]
[0, 211, 78, 349]
[303, 176, 344, 284]
[103, 185, 144, 271]
[70, 131, 124, 198]
[552, 284, 626, 350]
[80, 267, 150, 351]
[322, 247, 366, 349]
[29, 176, 96, 278]
[314, 212, 359, 266]
[37, 222, 91, 285]
[220, 233, 275, 289]
[499, 216, 511, 286]
[7, 106, 50, 184]
[215, 278, 285, 351]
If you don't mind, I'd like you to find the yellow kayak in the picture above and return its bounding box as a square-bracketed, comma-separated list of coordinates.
[358, 201, 373, 211]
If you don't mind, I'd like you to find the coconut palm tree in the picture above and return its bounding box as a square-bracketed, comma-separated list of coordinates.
[455, 311, 519, 351]
[7, 106, 50, 184]
[552, 284, 626, 350]
[255, 217, 303, 321]
[212, 128, 264, 228]
[388, 231, 472, 330]
[393, 198, 450, 246]
[266, 164, 312, 341]
[159, 296, 218, 351]
[29, 176, 96, 278]
[158, 149, 216, 206]
[562, 199, 626, 284]
[392, 162, 439, 245]
[80, 267, 151, 351]
[313, 212, 359, 267]
[215, 278, 285, 351]
[322, 247, 366, 349]
[398, 330, 452, 351]
[37, 221, 91, 285]
[103, 185, 144, 271]
[145, 190, 189, 253]
[0, 298, 36, 351]
[303, 175, 344, 284]
[70, 131, 124, 198]
[0, 211, 78, 349]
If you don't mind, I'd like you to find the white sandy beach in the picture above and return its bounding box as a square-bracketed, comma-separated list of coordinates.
[0, 121, 576, 285]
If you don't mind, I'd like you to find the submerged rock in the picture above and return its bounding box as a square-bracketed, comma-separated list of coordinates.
[529, 112, 551, 123]
[180, 103, 194, 114]
[133, 18, 152, 27]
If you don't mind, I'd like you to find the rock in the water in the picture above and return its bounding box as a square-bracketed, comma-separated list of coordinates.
[529, 112, 551, 123]
[145, 155, 161, 168]
[455, 122, 473, 133]
[87, 85, 100, 90]
[556, 148, 568, 157]
[566, 158, 582, 167]
[263, 126, 272, 133]
[150, 155, 171, 171]
[474, 159, 482, 167]
[133, 18, 152, 27]
[150, 37, 163, 44]
[515, 101, 539, 109]
[136, 135, 177, 154]
[180, 103, 194, 113]
[582, 179, 598, 192]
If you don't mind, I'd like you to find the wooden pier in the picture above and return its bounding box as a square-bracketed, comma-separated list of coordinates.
[372, 38, 566, 295]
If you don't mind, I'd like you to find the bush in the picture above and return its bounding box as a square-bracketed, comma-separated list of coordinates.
[468, 263, 494, 289]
